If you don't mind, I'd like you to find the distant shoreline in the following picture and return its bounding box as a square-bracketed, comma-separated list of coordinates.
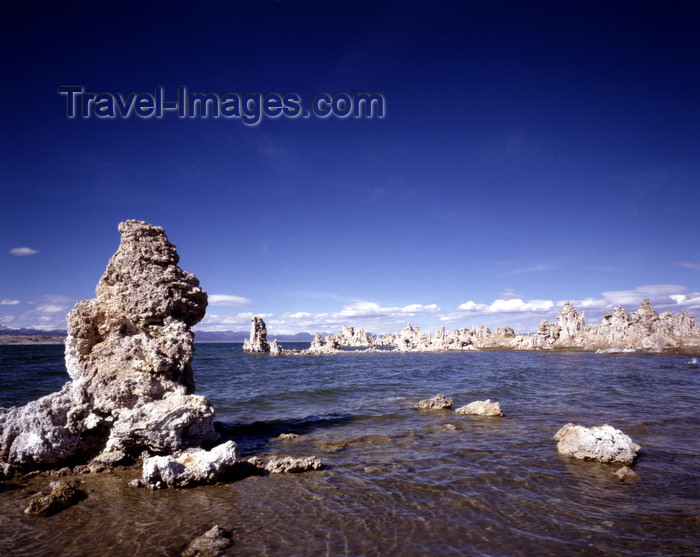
[2, 336, 698, 355]
[0, 335, 66, 345]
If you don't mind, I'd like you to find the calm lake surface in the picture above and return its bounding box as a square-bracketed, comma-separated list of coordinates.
[1, 343, 699, 556]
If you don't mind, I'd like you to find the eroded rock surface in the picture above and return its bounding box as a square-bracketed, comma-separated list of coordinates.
[0, 220, 217, 476]
[336, 325, 372, 347]
[242, 316, 270, 352]
[269, 339, 282, 356]
[305, 332, 340, 354]
[24, 480, 84, 516]
[416, 394, 453, 410]
[455, 399, 503, 417]
[142, 441, 239, 489]
[182, 525, 233, 557]
[264, 456, 323, 473]
[553, 423, 640, 465]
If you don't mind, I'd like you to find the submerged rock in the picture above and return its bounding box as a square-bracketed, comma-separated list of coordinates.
[455, 399, 503, 417]
[264, 456, 323, 474]
[242, 316, 270, 352]
[275, 433, 300, 440]
[24, 480, 84, 516]
[553, 423, 640, 465]
[613, 466, 640, 482]
[416, 394, 453, 410]
[0, 220, 217, 475]
[142, 441, 239, 489]
[182, 525, 233, 557]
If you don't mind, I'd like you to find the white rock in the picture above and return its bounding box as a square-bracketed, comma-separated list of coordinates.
[243, 316, 270, 352]
[335, 325, 372, 347]
[269, 339, 282, 356]
[553, 423, 640, 465]
[264, 456, 323, 474]
[416, 394, 453, 410]
[0, 221, 217, 475]
[455, 399, 503, 417]
[142, 441, 239, 489]
[305, 332, 340, 354]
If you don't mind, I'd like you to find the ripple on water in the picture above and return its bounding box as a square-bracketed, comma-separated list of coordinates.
[1, 346, 699, 556]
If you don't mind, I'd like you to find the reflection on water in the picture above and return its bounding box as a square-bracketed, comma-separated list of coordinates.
[1, 345, 699, 555]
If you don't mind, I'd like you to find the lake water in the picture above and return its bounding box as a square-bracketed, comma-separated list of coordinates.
[1, 343, 699, 556]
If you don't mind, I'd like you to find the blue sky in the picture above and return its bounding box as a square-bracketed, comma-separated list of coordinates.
[1, 1, 698, 335]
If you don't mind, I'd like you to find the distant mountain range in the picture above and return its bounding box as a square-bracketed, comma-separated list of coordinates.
[193, 330, 321, 343]
[0, 325, 323, 344]
[0, 325, 67, 337]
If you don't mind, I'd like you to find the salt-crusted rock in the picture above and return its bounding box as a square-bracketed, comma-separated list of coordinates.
[0, 220, 218, 474]
[24, 480, 84, 516]
[269, 339, 282, 356]
[182, 525, 233, 557]
[335, 325, 371, 347]
[557, 301, 586, 342]
[305, 332, 340, 354]
[308, 332, 323, 352]
[589, 299, 700, 350]
[312, 300, 699, 354]
[494, 327, 515, 338]
[142, 441, 239, 489]
[242, 316, 270, 352]
[553, 423, 640, 465]
[455, 399, 503, 417]
[395, 324, 432, 351]
[613, 466, 640, 482]
[275, 433, 300, 440]
[264, 456, 323, 473]
[416, 394, 453, 410]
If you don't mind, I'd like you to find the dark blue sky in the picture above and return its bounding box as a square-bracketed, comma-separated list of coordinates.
[1, 0, 698, 334]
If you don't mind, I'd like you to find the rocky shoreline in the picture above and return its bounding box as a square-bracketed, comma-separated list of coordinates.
[0, 220, 689, 549]
[242, 300, 700, 356]
[0, 221, 322, 493]
[0, 335, 66, 345]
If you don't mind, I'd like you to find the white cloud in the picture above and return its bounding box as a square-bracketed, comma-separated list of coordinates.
[189, 285, 700, 338]
[10, 247, 38, 256]
[36, 304, 68, 313]
[207, 294, 252, 307]
[501, 263, 554, 276]
[499, 289, 523, 300]
[601, 284, 690, 306]
[458, 301, 488, 311]
[0, 294, 75, 330]
[679, 262, 700, 270]
[458, 298, 553, 314]
[198, 300, 445, 335]
[197, 311, 273, 330]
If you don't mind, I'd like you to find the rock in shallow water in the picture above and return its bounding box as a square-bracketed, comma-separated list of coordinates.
[415, 394, 453, 410]
[554, 423, 641, 465]
[142, 441, 239, 489]
[182, 525, 233, 557]
[613, 466, 640, 482]
[0, 220, 218, 475]
[264, 456, 323, 474]
[455, 399, 503, 417]
[24, 480, 84, 516]
[243, 316, 270, 352]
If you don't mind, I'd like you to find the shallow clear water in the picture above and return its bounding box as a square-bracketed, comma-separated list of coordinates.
[1, 344, 699, 556]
